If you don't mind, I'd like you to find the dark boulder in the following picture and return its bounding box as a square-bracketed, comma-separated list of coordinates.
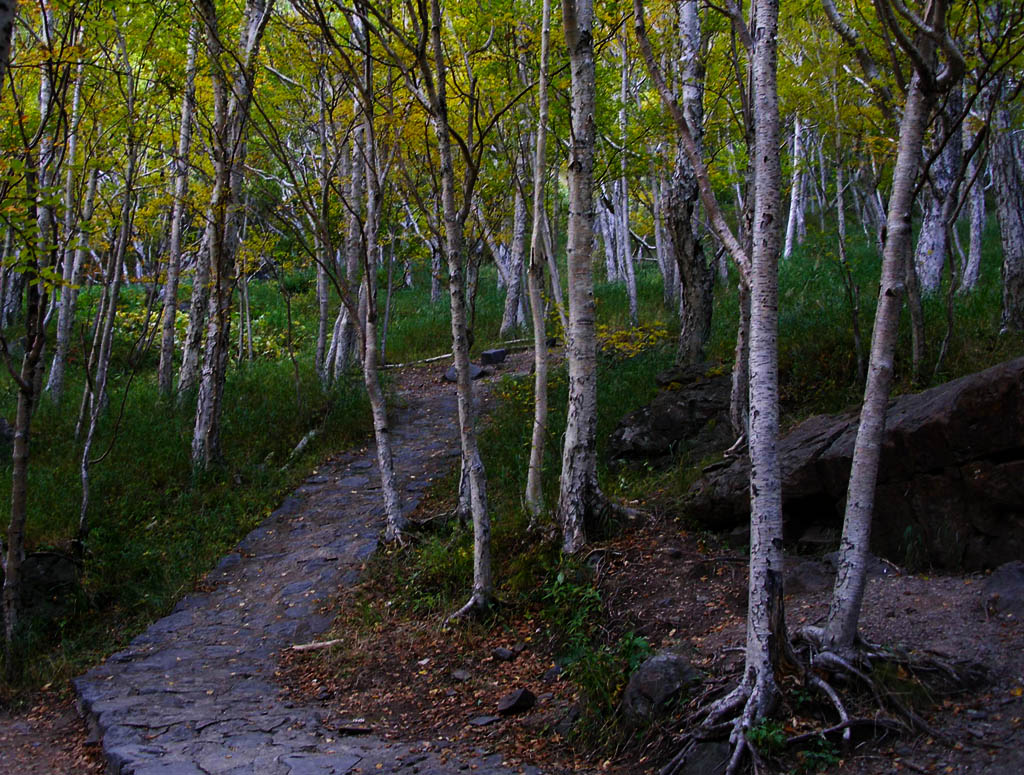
[480, 348, 507, 365]
[620, 653, 701, 721]
[443, 363, 488, 382]
[0, 551, 81, 622]
[608, 365, 732, 465]
[686, 357, 1024, 570]
[984, 561, 1024, 620]
[497, 688, 536, 715]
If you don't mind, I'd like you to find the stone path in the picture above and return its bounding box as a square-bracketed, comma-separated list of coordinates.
[74, 382, 525, 775]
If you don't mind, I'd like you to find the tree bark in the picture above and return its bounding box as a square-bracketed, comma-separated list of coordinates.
[191, 0, 274, 468]
[991, 106, 1024, 332]
[824, 69, 938, 653]
[914, 90, 963, 293]
[158, 24, 198, 396]
[739, 0, 785, 721]
[783, 113, 806, 259]
[422, 0, 492, 610]
[47, 169, 97, 404]
[557, 0, 603, 555]
[499, 186, 527, 337]
[525, 0, 552, 520]
[960, 120, 984, 292]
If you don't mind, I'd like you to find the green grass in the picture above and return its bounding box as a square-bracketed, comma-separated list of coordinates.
[0, 282, 371, 696]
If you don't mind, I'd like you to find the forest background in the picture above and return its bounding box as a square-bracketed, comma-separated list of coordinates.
[0, 0, 1022, 770]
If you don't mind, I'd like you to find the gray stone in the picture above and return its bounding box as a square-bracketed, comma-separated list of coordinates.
[621, 653, 701, 721]
[451, 669, 471, 682]
[984, 561, 1024, 619]
[491, 647, 515, 662]
[468, 715, 501, 727]
[443, 363, 488, 382]
[785, 559, 833, 595]
[480, 348, 507, 365]
[608, 366, 732, 465]
[496, 688, 535, 715]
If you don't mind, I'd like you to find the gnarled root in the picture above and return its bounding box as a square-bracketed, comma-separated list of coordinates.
[660, 631, 985, 774]
[444, 591, 495, 625]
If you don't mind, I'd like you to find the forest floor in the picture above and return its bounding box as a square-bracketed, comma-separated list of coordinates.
[2, 354, 1022, 774]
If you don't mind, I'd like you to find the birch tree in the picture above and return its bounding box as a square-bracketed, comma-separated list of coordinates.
[157, 22, 198, 396]
[191, 0, 274, 469]
[637, 0, 788, 767]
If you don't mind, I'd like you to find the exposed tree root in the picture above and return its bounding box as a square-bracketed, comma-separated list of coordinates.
[443, 591, 495, 625]
[659, 631, 987, 775]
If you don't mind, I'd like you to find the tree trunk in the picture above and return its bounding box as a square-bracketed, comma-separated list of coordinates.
[424, 0, 492, 611]
[158, 23, 198, 396]
[783, 114, 805, 259]
[191, 0, 274, 468]
[525, 0, 552, 520]
[558, 0, 601, 555]
[991, 106, 1024, 332]
[177, 232, 210, 397]
[823, 69, 937, 654]
[960, 121, 984, 292]
[47, 169, 97, 404]
[739, 0, 785, 721]
[499, 186, 527, 337]
[914, 90, 963, 293]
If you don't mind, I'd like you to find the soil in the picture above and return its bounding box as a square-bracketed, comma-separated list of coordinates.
[0, 690, 104, 774]
[3, 351, 1022, 774]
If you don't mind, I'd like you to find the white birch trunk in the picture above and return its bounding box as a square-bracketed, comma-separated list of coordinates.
[424, 0, 492, 609]
[960, 125, 984, 292]
[500, 186, 528, 336]
[740, 0, 784, 719]
[823, 69, 938, 653]
[783, 114, 805, 259]
[47, 169, 97, 404]
[558, 0, 600, 554]
[158, 23, 198, 396]
[525, 0, 552, 519]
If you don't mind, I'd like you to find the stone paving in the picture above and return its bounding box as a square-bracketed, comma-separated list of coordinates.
[74, 384, 526, 775]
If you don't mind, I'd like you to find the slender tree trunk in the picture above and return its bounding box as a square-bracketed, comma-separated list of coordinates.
[3, 163, 49, 674]
[158, 23, 198, 396]
[558, 0, 601, 555]
[177, 232, 209, 397]
[47, 169, 97, 403]
[783, 114, 805, 258]
[191, 0, 273, 468]
[991, 106, 1024, 332]
[739, 0, 785, 722]
[525, 0, 552, 520]
[823, 69, 937, 654]
[499, 186, 527, 337]
[914, 90, 963, 293]
[961, 124, 984, 292]
[617, 37, 638, 325]
[424, 0, 492, 611]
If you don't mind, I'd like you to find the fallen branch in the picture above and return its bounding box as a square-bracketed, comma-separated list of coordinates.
[290, 638, 343, 652]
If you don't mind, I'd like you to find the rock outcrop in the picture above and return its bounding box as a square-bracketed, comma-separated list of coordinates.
[686, 357, 1024, 570]
[608, 365, 732, 465]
